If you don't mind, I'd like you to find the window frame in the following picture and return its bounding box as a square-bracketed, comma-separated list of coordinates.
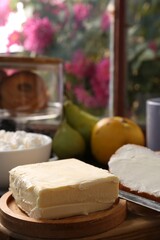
[113, 0, 126, 116]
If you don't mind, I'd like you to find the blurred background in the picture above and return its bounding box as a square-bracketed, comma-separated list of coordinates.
[0, 0, 160, 127]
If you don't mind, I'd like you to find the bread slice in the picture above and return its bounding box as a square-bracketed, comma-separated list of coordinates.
[108, 144, 160, 202]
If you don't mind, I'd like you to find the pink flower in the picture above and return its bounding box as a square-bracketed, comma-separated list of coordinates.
[101, 11, 111, 31]
[74, 86, 98, 108]
[65, 50, 93, 79]
[23, 17, 54, 54]
[95, 58, 110, 82]
[0, 0, 10, 26]
[7, 31, 22, 48]
[91, 78, 109, 107]
[65, 52, 110, 110]
[90, 58, 110, 107]
[73, 3, 92, 23]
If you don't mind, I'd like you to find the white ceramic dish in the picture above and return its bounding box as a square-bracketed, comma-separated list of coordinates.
[0, 133, 52, 190]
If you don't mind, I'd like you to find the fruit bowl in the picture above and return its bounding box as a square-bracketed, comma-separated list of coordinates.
[0, 130, 52, 190]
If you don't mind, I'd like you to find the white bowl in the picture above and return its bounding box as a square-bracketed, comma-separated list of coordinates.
[0, 133, 52, 190]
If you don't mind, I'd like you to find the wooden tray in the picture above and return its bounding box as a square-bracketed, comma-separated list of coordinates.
[0, 192, 126, 239]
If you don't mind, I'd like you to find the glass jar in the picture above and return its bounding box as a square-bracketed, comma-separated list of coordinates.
[0, 56, 64, 137]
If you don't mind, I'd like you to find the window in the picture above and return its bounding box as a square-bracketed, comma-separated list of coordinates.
[126, 0, 160, 126]
[0, 0, 113, 117]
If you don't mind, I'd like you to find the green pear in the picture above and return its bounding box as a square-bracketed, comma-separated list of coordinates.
[53, 122, 86, 159]
[64, 101, 98, 145]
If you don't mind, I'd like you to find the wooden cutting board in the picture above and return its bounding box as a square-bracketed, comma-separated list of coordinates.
[0, 191, 126, 239]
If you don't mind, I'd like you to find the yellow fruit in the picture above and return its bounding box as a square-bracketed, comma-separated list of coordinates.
[91, 116, 145, 164]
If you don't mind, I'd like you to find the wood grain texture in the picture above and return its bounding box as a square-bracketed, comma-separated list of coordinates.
[1, 212, 160, 240]
[0, 192, 126, 239]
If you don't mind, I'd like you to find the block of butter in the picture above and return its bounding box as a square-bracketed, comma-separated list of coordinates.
[9, 159, 119, 219]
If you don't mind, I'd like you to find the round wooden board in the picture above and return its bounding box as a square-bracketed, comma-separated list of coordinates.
[0, 192, 126, 239]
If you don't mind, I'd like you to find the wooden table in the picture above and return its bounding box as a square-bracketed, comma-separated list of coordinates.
[1, 209, 160, 240]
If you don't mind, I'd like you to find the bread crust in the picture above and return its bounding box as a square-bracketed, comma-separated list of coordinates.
[119, 183, 160, 203]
